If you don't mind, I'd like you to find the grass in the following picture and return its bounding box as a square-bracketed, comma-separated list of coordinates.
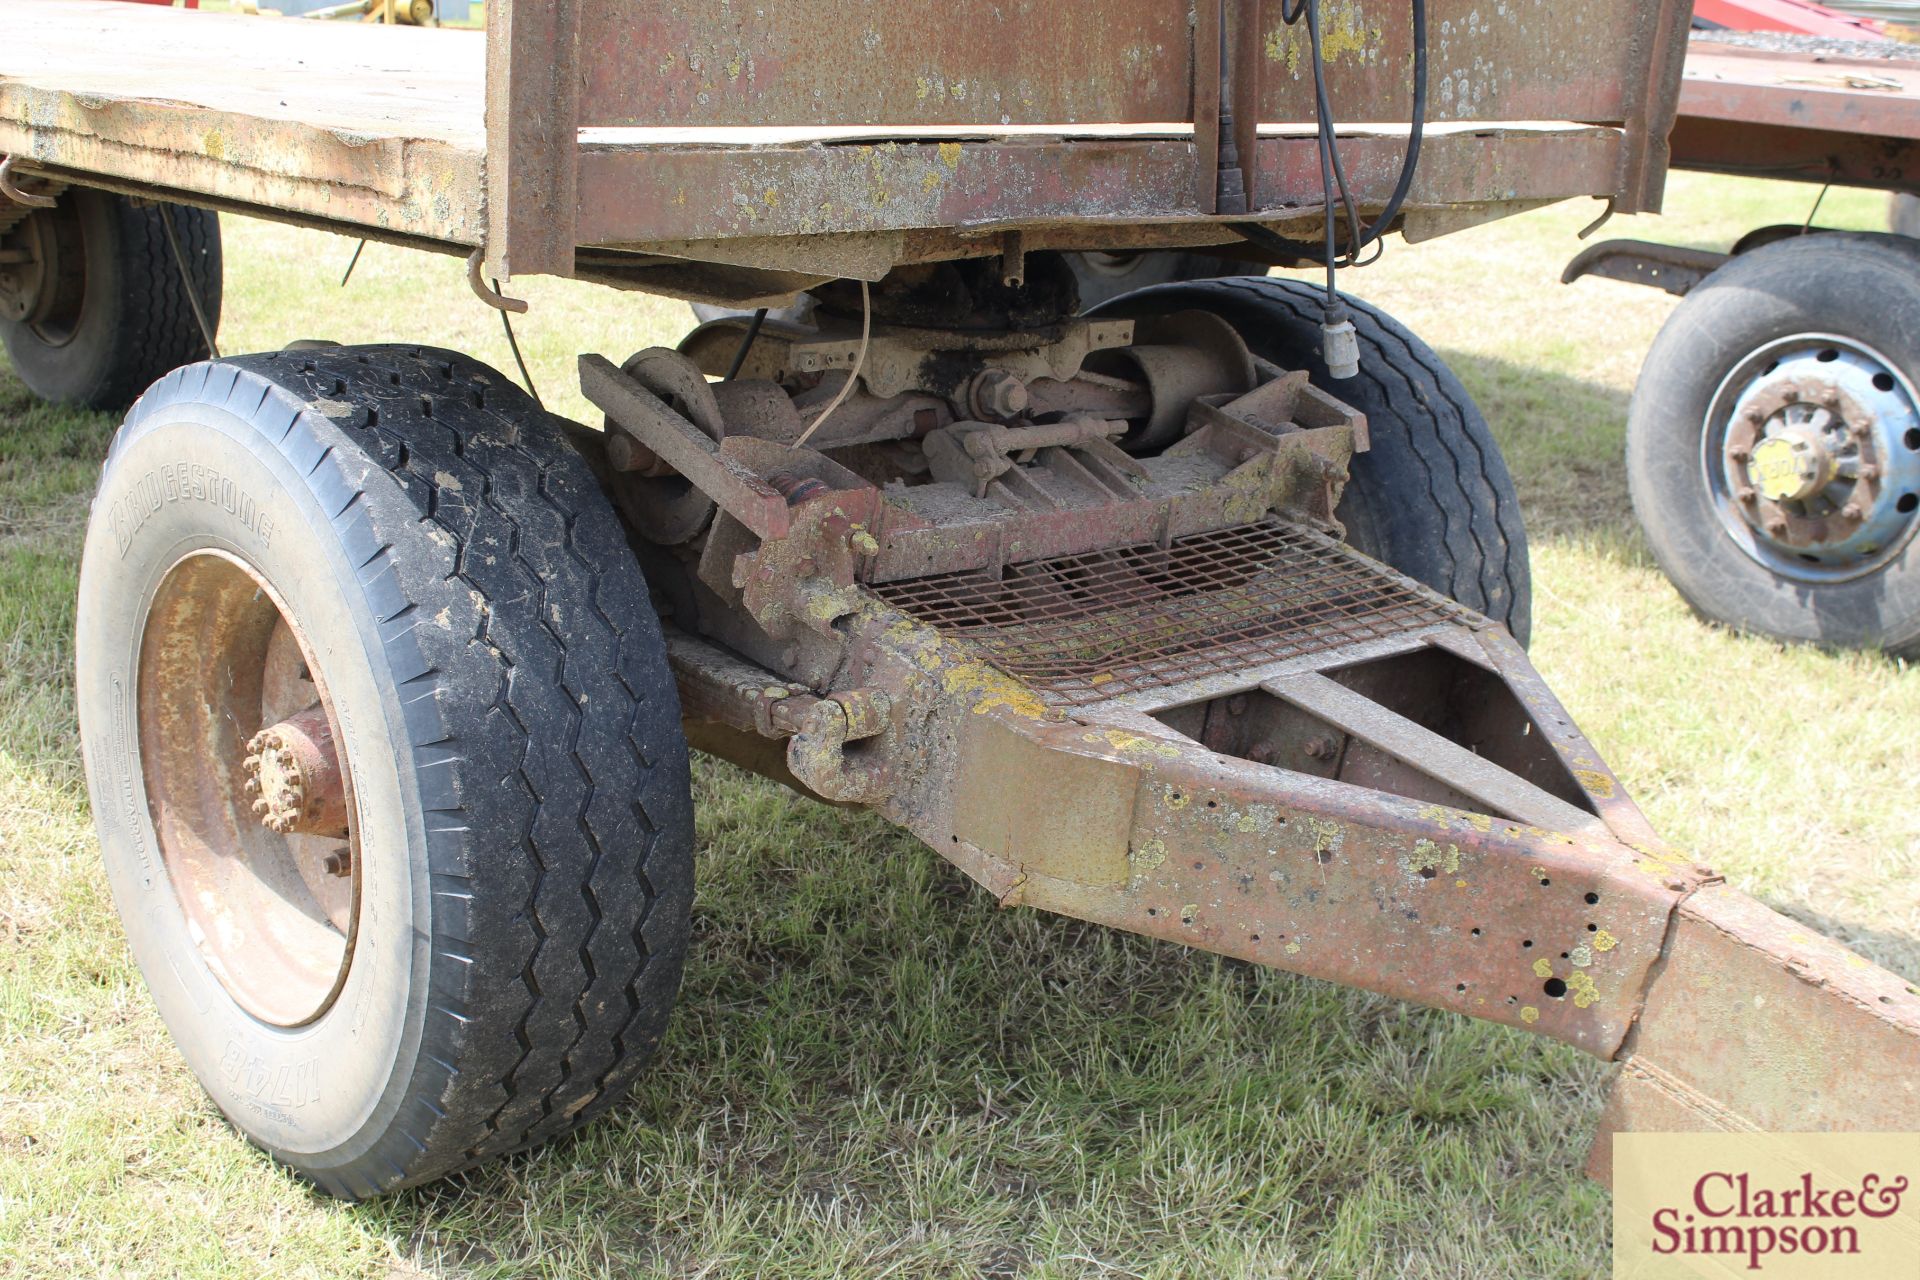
[1, 172, 1916, 1278]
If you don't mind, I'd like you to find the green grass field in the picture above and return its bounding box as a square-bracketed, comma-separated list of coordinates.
[2, 173, 1915, 1279]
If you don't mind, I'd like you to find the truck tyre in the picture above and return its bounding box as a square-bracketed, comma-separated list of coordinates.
[1067, 250, 1243, 310]
[0, 188, 222, 411]
[1627, 233, 1920, 657]
[76, 345, 695, 1198]
[1092, 276, 1532, 643]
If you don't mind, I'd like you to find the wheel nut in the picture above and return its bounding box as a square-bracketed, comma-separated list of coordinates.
[1766, 517, 1788, 536]
[1729, 447, 1750, 464]
[1737, 486, 1757, 504]
[1842, 503, 1864, 521]
[322, 848, 352, 878]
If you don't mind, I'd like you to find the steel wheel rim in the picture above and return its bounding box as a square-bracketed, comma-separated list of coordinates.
[136, 549, 360, 1027]
[1700, 332, 1920, 583]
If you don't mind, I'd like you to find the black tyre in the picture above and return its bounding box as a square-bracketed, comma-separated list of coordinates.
[0, 188, 221, 411]
[1067, 250, 1243, 310]
[76, 345, 695, 1198]
[1092, 276, 1532, 643]
[1627, 234, 1920, 657]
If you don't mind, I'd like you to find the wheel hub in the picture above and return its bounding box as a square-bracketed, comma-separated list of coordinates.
[1708, 340, 1920, 580]
[1747, 429, 1831, 504]
[0, 209, 50, 324]
[243, 705, 350, 838]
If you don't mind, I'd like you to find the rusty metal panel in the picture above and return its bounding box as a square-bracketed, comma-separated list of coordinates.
[1588, 883, 1920, 1179]
[573, 0, 1648, 130]
[573, 127, 1624, 246]
[1671, 116, 1920, 197]
[1682, 45, 1920, 141]
[485, 0, 581, 277]
[953, 715, 1139, 888]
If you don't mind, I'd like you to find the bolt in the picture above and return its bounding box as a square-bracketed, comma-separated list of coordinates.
[1859, 464, 1881, 482]
[1729, 447, 1750, 464]
[1304, 736, 1338, 761]
[1247, 743, 1277, 766]
[1737, 486, 1758, 504]
[1743, 408, 1763, 425]
[1842, 503, 1864, 521]
[251, 799, 269, 816]
[322, 848, 352, 878]
[970, 369, 1029, 422]
[242, 775, 260, 795]
[1820, 390, 1840, 408]
[1766, 517, 1789, 536]
[1782, 388, 1800, 404]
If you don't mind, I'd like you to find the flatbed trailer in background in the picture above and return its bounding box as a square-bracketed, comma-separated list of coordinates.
[1568, 31, 1920, 657]
[2, 0, 1916, 1205]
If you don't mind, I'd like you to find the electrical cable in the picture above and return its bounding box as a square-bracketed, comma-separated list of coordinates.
[723, 307, 769, 382]
[491, 277, 543, 409]
[1228, 0, 1426, 266]
[156, 203, 221, 360]
[791, 279, 869, 450]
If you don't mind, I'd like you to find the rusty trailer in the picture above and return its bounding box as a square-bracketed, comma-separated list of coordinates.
[2, 0, 1915, 1202]
[1566, 32, 1920, 656]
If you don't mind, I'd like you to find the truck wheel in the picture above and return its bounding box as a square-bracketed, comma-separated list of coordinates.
[1627, 234, 1920, 657]
[1067, 250, 1242, 310]
[1092, 276, 1532, 643]
[76, 345, 695, 1198]
[0, 188, 221, 411]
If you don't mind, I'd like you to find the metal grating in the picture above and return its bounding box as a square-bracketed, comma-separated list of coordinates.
[869, 520, 1476, 704]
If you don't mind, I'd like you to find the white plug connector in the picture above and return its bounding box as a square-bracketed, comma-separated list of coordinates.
[1322, 315, 1360, 381]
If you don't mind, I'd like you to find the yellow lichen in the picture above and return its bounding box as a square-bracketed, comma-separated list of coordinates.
[1568, 971, 1600, 1009]
[1084, 730, 1181, 759]
[1520, 1006, 1540, 1025]
[943, 661, 1048, 719]
[1572, 768, 1615, 798]
[1532, 958, 1554, 979]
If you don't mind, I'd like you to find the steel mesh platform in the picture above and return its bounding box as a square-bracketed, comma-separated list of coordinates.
[868, 520, 1477, 704]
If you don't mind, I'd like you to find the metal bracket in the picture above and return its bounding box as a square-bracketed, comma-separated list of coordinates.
[0, 156, 57, 208]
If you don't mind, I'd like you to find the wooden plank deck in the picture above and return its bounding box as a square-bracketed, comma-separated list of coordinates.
[0, 0, 487, 246]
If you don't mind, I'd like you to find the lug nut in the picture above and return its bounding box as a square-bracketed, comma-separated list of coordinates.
[1729, 447, 1750, 464]
[1842, 503, 1864, 521]
[1737, 486, 1758, 504]
[1766, 517, 1788, 536]
[322, 848, 352, 878]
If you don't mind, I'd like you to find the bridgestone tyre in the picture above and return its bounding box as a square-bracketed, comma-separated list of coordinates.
[1092, 276, 1532, 643]
[1, 189, 222, 411]
[76, 346, 695, 1198]
[1067, 250, 1243, 310]
[1627, 234, 1920, 657]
